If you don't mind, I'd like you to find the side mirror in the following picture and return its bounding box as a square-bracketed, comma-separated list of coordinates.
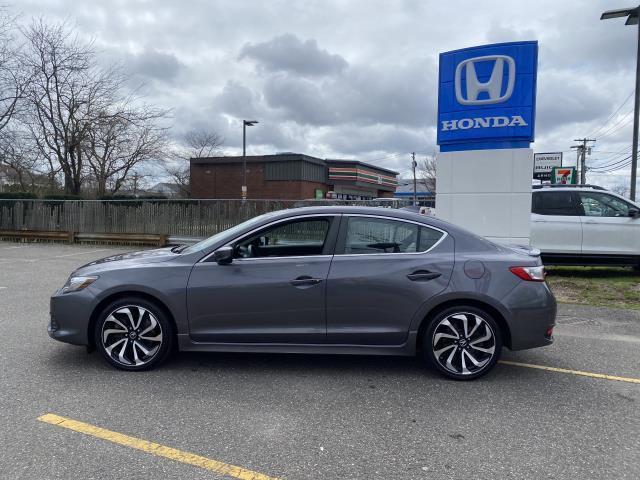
[629, 208, 640, 218]
[213, 246, 234, 265]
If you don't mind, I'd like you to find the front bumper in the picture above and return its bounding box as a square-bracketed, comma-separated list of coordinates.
[48, 288, 96, 346]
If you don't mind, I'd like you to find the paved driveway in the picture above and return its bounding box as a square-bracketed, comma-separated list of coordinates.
[0, 243, 638, 479]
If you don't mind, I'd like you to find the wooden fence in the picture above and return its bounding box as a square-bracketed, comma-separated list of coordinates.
[0, 199, 415, 238]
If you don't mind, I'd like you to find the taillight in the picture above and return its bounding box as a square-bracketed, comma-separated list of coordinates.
[509, 266, 546, 282]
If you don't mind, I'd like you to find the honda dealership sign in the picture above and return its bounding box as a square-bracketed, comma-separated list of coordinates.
[436, 41, 539, 246]
[437, 41, 538, 151]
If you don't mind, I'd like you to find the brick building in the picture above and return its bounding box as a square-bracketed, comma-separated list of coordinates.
[190, 153, 398, 200]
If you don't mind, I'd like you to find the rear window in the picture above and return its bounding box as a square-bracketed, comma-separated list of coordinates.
[341, 217, 444, 254]
[532, 191, 580, 216]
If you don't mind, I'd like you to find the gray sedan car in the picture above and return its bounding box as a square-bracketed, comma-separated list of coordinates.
[49, 206, 556, 380]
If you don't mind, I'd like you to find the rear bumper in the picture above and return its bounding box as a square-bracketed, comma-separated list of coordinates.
[49, 289, 96, 346]
[502, 282, 557, 350]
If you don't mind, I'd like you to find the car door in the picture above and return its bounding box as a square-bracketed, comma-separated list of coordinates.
[187, 215, 340, 343]
[326, 215, 454, 345]
[577, 191, 640, 256]
[530, 190, 582, 254]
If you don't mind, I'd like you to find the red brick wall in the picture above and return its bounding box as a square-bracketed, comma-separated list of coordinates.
[190, 162, 327, 200]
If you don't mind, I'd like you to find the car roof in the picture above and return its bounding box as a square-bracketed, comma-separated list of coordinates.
[266, 205, 469, 235]
[531, 185, 640, 206]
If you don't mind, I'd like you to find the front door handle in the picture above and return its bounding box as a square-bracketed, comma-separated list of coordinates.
[407, 270, 441, 282]
[290, 276, 323, 287]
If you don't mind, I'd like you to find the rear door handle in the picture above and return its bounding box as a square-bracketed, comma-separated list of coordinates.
[290, 276, 323, 287]
[407, 270, 441, 282]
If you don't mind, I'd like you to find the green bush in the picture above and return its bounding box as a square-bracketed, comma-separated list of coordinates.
[98, 194, 136, 201]
[0, 191, 38, 199]
[42, 194, 83, 201]
[100, 194, 168, 201]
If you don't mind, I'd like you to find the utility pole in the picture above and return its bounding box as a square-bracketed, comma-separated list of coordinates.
[411, 152, 417, 205]
[571, 138, 596, 184]
[601, 6, 640, 200]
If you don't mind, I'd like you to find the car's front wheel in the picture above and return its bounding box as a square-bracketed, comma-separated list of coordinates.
[423, 306, 502, 380]
[94, 297, 174, 371]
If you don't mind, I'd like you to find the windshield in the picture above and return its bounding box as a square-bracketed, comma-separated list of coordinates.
[181, 211, 281, 255]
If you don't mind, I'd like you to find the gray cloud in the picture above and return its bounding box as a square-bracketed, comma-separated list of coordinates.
[13, 0, 640, 182]
[259, 58, 437, 129]
[239, 34, 348, 77]
[213, 80, 263, 120]
[124, 49, 184, 84]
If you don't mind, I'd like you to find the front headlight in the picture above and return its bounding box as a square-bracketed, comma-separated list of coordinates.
[61, 275, 99, 294]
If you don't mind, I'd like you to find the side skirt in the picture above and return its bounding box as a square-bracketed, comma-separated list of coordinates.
[177, 332, 418, 357]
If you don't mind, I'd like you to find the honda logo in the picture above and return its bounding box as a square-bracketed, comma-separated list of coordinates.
[455, 55, 516, 106]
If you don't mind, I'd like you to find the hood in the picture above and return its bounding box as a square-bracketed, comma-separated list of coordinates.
[75, 247, 178, 274]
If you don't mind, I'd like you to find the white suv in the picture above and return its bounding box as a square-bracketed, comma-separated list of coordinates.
[530, 185, 640, 267]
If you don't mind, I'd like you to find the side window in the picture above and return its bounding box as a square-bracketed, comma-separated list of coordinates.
[532, 191, 580, 216]
[342, 217, 443, 254]
[579, 192, 630, 217]
[234, 218, 330, 258]
[419, 226, 444, 251]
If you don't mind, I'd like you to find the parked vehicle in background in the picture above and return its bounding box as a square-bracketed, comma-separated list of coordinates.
[49, 206, 556, 380]
[530, 185, 640, 267]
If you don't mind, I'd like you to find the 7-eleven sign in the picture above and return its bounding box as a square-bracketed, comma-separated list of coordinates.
[551, 167, 577, 185]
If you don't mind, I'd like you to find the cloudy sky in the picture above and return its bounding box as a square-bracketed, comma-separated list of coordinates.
[15, 0, 640, 189]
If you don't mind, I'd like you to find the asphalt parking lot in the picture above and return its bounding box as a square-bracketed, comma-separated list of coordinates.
[0, 243, 639, 480]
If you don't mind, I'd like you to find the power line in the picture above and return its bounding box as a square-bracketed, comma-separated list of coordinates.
[587, 89, 635, 138]
[596, 106, 635, 140]
[589, 146, 633, 167]
[593, 160, 632, 173]
[590, 154, 633, 171]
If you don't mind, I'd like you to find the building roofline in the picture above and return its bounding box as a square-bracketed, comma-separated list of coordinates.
[324, 158, 399, 175]
[191, 154, 399, 176]
[190, 154, 326, 166]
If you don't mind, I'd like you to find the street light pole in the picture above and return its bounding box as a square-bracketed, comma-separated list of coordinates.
[411, 152, 417, 205]
[633, 13, 640, 200]
[601, 6, 640, 200]
[241, 120, 258, 200]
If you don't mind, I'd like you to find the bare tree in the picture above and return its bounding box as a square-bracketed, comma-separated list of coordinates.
[0, 127, 56, 191]
[611, 183, 630, 199]
[419, 154, 437, 193]
[85, 105, 169, 196]
[0, 8, 30, 133]
[165, 129, 223, 197]
[21, 20, 125, 195]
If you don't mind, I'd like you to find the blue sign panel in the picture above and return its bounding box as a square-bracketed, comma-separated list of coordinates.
[437, 41, 538, 152]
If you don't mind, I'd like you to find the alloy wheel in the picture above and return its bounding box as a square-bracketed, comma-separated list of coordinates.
[101, 305, 163, 367]
[431, 312, 496, 376]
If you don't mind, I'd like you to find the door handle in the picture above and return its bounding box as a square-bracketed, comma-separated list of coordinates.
[407, 270, 441, 282]
[290, 276, 323, 287]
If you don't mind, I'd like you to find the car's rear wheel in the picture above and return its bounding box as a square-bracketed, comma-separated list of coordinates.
[94, 297, 173, 371]
[423, 306, 502, 380]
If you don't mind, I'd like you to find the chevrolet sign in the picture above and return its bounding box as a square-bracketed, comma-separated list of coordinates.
[437, 41, 538, 152]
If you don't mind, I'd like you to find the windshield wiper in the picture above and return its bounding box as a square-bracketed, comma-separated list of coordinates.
[170, 244, 187, 253]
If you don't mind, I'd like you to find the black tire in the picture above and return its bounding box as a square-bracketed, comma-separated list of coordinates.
[422, 306, 502, 380]
[93, 296, 174, 371]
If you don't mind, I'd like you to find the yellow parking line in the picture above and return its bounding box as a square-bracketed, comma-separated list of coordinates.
[499, 360, 640, 384]
[38, 413, 280, 480]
